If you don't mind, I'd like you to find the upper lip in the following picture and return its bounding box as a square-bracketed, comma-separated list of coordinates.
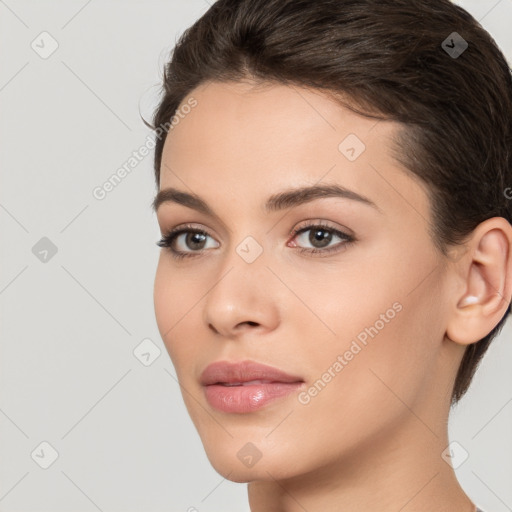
[200, 360, 304, 386]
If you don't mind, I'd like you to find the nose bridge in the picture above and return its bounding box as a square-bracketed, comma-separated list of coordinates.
[217, 213, 271, 274]
[213, 229, 270, 302]
[202, 229, 278, 334]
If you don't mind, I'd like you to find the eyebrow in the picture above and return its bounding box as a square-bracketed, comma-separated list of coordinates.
[152, 183, 382, 217]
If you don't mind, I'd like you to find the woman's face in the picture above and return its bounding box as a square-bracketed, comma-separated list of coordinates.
[153, 80, 461, 482]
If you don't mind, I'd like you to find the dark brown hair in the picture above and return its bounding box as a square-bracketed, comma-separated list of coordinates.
[146, 0, 512, 405]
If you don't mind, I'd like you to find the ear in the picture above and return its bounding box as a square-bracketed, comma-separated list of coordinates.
[446, 217, 512, 346]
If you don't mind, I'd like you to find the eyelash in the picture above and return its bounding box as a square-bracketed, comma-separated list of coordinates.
[156, 222, 355, 260]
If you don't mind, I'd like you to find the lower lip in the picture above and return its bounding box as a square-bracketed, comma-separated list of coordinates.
[203, 382, 304, 413]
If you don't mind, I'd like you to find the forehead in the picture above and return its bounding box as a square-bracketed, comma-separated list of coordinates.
[163, 80, 383, 169]
[159, 80, 430, 223]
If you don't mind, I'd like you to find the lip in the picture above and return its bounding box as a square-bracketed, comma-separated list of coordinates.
[200, 360, 305, 413]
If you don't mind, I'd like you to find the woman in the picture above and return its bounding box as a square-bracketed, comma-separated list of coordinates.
[148, 0, 512, 510]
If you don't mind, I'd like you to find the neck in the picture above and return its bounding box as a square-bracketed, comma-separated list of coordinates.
[247, 411, 475, 512]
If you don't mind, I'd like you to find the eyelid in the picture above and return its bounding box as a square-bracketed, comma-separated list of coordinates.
[160, 223, 218, 242]
[160, 218, 352, 240]
[157, 220, 355, 259]
[290, 218, 354, 239]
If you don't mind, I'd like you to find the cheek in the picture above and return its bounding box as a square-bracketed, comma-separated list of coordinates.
[292, 251, 439, 416]
[153, 259, 195, 365]
[291, 299, 435, 465]
[153, 259, 172, 337]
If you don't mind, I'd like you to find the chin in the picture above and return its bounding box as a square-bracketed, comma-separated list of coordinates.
[203, 444, 304, 483]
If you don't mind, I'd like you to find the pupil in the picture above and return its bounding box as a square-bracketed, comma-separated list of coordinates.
[311, 228, 331, 248]
[188, 232, 206, 249]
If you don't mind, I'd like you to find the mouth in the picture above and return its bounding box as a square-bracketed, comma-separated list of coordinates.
[200, 360, 305, 413]
[216, 379, 293, 386]
[200, 359, 304, 386]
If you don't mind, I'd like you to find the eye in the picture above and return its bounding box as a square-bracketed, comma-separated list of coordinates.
[289, 221, 355, 256]
[156, 223, 219, 260]
[157, 221, 356, 260]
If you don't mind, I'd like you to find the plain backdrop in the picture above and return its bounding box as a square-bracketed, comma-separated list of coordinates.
[0, 1, 511, 511]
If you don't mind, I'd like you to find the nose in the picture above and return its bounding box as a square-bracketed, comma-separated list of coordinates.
[202, 249, 280, 339]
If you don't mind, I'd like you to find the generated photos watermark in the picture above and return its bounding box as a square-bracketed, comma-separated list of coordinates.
[92, 96, 198, 201]
[298, 301, 403, 405]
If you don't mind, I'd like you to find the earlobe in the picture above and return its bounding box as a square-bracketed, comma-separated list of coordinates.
[446, 218, 512, 346]
[457, 294, 479, 307]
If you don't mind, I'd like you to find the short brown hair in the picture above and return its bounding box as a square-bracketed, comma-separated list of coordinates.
[147, 0, 512, 404]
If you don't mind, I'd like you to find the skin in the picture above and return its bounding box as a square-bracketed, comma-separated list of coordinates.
[153, 79, 512, 512]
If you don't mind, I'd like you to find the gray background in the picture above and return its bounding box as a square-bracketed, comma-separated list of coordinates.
[0, 1, 511, 511]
